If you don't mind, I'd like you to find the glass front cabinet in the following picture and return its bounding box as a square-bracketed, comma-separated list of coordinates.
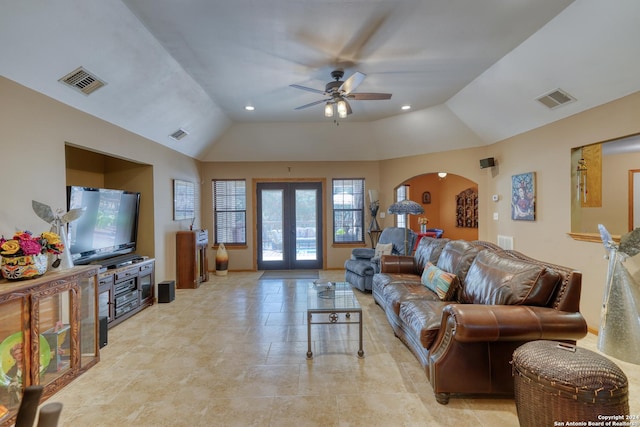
[0, 266, 99, 426]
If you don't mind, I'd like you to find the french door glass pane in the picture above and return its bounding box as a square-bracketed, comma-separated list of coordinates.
[261, 189, 283, 261]
[295, 189, 317, 261]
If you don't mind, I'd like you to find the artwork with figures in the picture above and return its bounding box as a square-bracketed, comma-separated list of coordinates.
[511, 172, 536, 221]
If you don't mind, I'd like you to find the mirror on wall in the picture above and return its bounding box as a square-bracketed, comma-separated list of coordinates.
[571, 133, 640, 239]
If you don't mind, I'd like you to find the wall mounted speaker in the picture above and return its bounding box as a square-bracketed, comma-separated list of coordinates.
[480, 157, 495, 169]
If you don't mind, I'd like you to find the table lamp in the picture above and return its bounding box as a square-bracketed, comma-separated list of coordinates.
[388, 199, 424, 255]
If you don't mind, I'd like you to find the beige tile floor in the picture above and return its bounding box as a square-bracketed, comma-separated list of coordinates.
[49, 270, 639, 426]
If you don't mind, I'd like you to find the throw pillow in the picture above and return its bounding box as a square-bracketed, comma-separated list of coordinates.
[374, 243, 393, 258]
[421, 262, 459, 301]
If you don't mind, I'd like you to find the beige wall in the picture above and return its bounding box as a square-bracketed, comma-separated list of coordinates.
[374, 92, 640, 329]
[484, 91, 640, 329]
[201, 161, 380, 271]
[0, 76, 200, 284]
[378, 147, 492, 240]
[3, 71, 640, 331]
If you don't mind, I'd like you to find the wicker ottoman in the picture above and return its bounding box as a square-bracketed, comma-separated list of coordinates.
[512, 340, 629, 427]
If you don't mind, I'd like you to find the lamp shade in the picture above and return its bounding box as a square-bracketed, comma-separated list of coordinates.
[388, 199, 424, 216]
[324, 102, 334, 118]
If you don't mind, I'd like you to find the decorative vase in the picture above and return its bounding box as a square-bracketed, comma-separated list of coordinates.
[420, 224, 427, 233]
[1, 253, 49, 280]
[215, 243, 229, 276]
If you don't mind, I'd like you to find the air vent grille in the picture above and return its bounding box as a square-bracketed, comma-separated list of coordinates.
[170, 128, 189, 141]
[497, 235, 514, 250]
[59, 67, 106, 95]
[536, 88, 576, 109]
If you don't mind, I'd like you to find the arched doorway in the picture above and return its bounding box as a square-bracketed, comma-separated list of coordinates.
[397, 172, 479, 241]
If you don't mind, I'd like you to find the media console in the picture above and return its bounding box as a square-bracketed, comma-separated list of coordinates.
[0, 266, 100, 427]
[97, 256, 155, 328]
[95, 253, 146, 270]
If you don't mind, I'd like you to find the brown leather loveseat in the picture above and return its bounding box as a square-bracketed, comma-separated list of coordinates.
[372, 237, 587, 404]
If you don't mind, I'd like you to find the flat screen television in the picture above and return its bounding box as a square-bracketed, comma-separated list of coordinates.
[66, 186, 141, 265]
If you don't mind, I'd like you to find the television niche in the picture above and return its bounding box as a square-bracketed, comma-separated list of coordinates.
[66, 186, 140, 267]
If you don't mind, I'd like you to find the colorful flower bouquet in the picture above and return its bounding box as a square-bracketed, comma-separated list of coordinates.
[0, 230, 64, 280]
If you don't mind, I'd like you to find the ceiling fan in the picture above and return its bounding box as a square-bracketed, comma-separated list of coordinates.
[290, 70, 392, 118]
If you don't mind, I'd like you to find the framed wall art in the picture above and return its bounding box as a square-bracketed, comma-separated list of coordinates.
[173, 179, 195, 220]
[422, 191, 431, 204]
[511, 172, 536, 221]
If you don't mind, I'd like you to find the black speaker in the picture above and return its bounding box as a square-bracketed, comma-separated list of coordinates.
[480, 157, 495, 169]
[99, 316, 108, 349]
[158, 280, 175, 303]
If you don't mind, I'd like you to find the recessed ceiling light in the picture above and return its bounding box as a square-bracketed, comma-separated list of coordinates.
[245, 105, 255, 111]
[401, 105, 411, 111]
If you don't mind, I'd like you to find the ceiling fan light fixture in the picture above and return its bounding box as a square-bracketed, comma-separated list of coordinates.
[324, 102, 334, 118]
[337, 99, 348, 118]
[291, 70, 392, 120]
[438, 172, 448, 179]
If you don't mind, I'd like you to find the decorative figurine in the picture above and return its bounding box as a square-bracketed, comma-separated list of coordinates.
[32, 200, 84, 270]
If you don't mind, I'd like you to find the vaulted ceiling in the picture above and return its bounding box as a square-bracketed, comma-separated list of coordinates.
[1, 1, 639, 161]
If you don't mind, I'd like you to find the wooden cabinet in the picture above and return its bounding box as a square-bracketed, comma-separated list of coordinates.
[97, 258, 155, 328]
[0, 266, 100, 427]
[176, 230, 209, 289]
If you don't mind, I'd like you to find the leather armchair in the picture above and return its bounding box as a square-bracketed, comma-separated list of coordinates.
[344, 227, 417, 292]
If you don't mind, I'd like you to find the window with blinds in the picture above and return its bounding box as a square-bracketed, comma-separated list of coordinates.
[213, 179, 247, 245]
[332, 178, 365, 243]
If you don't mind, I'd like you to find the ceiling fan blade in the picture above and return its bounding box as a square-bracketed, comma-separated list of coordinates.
[339, 72, 366, 94]
[289, 84, 325, 95]
[339, 10, 392, 64]
[347, 92, 392, 101]
[294, 98, 331, 110]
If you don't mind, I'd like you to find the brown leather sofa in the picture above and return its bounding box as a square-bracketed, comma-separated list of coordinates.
[372, 237, 587, 404]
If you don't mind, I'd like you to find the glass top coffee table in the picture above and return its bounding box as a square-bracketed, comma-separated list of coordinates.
[306, 281, 364, 359]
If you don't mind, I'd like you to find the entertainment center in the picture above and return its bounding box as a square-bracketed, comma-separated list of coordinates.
[97, 256, 155, 328]
[66, 185, 155, 328]
[0, 145, 161, 424]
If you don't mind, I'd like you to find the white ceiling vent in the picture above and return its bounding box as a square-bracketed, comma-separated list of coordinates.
[536, 88, 576, 109]
[59, 67, 106, 95]
[170, 128, 189, 141]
